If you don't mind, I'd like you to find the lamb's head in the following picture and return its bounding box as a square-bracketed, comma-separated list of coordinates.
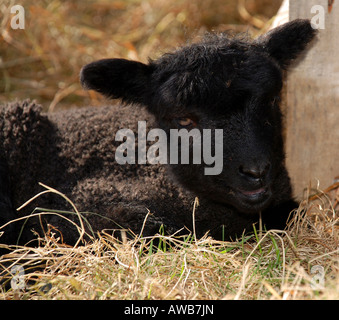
[80, 19, 316, 214]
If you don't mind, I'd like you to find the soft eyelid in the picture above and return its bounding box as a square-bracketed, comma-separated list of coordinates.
[175, 116, 198, 128]
[178, 118, 193, 126]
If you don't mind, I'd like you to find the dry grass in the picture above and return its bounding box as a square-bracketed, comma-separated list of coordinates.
[1, 0, 338, 301]
[1, 0, 282, 110]
[0, 182, 338, 300]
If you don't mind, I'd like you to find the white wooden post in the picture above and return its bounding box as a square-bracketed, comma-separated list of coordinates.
[286, 0, 339, 197]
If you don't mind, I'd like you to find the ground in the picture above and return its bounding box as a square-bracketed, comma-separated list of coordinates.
[0, 182, 338, 300]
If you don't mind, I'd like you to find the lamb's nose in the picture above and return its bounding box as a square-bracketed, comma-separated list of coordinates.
[239, 163, 270, 180]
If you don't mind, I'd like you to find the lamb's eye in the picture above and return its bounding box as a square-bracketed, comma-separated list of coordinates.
[176, 117, 196, 128]
[178, 118, 192, 126]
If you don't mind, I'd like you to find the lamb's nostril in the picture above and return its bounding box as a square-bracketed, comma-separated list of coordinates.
[239, 163, 270, 180]
[239, 166, 261, 179]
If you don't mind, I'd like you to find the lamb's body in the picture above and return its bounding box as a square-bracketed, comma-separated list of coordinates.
[0, 20, 317, 246]
[1, 101, 292, 245]
[0, 102, 183, 244]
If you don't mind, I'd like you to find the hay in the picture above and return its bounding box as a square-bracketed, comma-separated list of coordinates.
[1, 0, 282, 110]
[0, 182, 338, 300]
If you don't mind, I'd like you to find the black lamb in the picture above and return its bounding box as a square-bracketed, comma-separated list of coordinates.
[0, 19, 317, 246]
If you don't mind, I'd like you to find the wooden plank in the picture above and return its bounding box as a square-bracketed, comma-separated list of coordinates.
[286, 0, 339, 198]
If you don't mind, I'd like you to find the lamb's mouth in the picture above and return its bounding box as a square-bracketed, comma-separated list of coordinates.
[209, 185, 272, 212]
[235, 186, 272, 211]
[238, 187, 267, 199]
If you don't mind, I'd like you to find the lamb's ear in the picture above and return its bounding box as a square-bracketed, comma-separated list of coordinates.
[258, 19, 318, 69]
[80, 58, 153, 104]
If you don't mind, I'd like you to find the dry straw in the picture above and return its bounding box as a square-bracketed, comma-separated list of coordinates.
[0, 181, 338, 300]
[1, 0, 281, 110]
